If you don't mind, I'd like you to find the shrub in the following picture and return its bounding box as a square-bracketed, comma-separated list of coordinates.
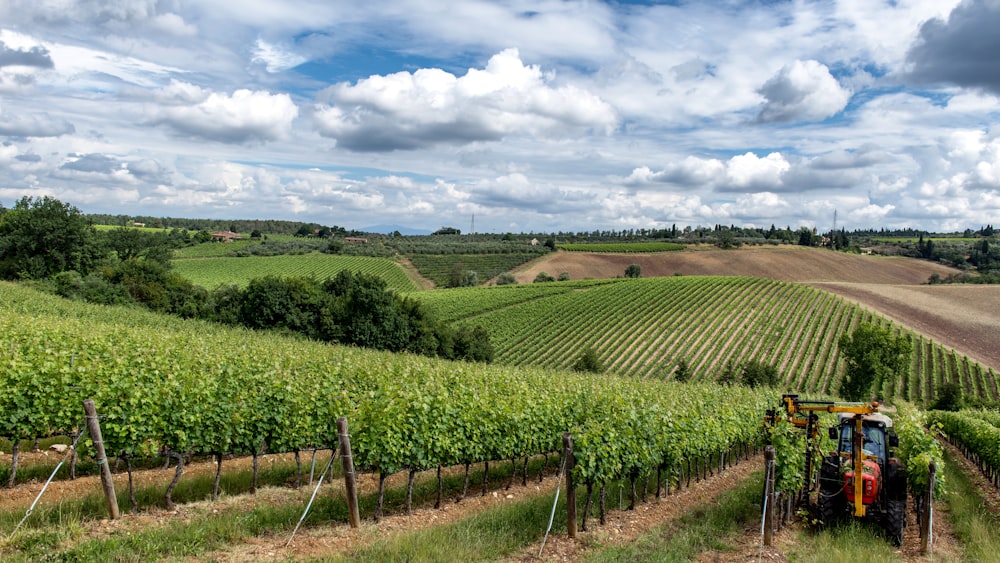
[495, 273, 517, 285]
[573, 347, 604, 373]
[534, 271, 555, 283]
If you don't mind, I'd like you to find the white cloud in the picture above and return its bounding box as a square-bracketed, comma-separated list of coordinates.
[724, 152, 790, 190]
[149, 13, 198, 37]
[314, 48, 618, 151]
[756, 60, 851, 123]
[252, 39, 306, 73]
[147, 82, 298, 143]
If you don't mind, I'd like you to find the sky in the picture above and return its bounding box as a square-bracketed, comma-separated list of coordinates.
[1, 0, 999, 234]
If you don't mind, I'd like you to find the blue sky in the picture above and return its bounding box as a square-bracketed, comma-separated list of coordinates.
[1, 0, 999, 233]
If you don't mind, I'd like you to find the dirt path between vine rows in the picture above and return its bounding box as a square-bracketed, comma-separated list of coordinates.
[507, 456, 764, 562]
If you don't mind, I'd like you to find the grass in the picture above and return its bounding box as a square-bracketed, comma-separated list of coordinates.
[940, 449, 1000, 561]
[788, 520, 899, 563]
[583, 470, 762, 562]
[0, 455, 561, 561]
[345, 492, 565, 562]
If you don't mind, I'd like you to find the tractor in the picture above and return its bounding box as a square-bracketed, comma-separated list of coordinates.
[770, 394, 907, 546]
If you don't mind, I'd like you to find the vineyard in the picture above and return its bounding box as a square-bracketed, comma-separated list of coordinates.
[171, 254, 417, 292]
[405, 253, 543, 287]
[417, 277, 1000, 404]
[0, 282, 769, 501]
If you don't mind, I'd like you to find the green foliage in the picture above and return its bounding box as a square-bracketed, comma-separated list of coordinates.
[417, 277, 995, 401]
[558, 271, 570, 281]
[624, 263, 642, 278]
[172, 254, 417, 293]
[495, 273, 517, 285]
[405, 253, 540, 287]
[929, 409, 999, 497]
[558, 242, 685, 253]
[739, 360, 779, 389]
[573, 347, 604, 373]
[932, 382, 964, 411]
[533, 271, 555, 283]
[0, 282, 771, 493]
[837, 322, 911, 401]
[673, 358, 690, 382]
[0, 196, 105, 280]
[894, 401, 945, 498]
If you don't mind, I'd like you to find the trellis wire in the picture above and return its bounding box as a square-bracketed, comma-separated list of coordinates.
[8, 422, 89, 539]
[538, 453, 569, 558]
[286, 438, 341, 548]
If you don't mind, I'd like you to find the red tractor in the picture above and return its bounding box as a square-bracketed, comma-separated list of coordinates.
[775, 395, 907, 546]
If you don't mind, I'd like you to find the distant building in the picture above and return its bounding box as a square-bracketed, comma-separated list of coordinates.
[210, 231, 242, 242]
[530, 238, 539, 246]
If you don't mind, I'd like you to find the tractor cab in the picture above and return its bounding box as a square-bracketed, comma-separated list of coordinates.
[832, 412, 897, 465]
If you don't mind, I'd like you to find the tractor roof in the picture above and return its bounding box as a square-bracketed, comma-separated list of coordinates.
[837, 412, 894, 428]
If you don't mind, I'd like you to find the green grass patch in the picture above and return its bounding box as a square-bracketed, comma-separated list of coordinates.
[558, 242, 685, 253]
[347, 491, 564, 562]
[171, 253, 417, 292]
[789, 519, 899, 563]
[941, 449, 1000, 561]
[584, 470, 761, 562]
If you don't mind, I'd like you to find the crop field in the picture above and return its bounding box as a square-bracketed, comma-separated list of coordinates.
[406, 253, 543, 286]
[171, 253, 417, 292]
[418, 276, 1000, 403]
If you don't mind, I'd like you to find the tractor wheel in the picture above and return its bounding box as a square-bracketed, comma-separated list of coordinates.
[817, 457, 844, 526]
[885, 498, 906, 547]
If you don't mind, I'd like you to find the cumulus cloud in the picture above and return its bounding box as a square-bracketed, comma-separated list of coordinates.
[722, 152, 790, 191]
[907, 0, 1000, 94]
[313, 48, 618, 151]
[0, 112, 75, 137]
[147, 81, 298, 143]
[623, 156, 725, 187]
[755, 60, 851, 123]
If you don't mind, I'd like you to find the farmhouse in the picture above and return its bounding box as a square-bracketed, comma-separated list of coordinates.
[210, 230, 242, 242]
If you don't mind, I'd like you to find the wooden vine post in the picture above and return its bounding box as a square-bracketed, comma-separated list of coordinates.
[83, 399, 119, 520]
[337, 417, 361, 529]
[921, 461, 936, 554]
[563, 432, 576, 539]
[763, 446, 775, 547]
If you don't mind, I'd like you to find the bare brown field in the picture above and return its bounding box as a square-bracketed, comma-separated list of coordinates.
[812, 282, 1000, 371]
[513, 245, 959, 285]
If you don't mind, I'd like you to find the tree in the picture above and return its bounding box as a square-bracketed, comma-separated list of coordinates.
[496, 273, 517, 285]
[534, 271, 555, 283]
[740, 360, 779, 389]
[716, 229, 738, 249]
[624, 263, 641, 278]
[433, 226, 461, 235]
[837, 322, 911, 401]
[558, 271, 570, 281]
[573, 347, 604, 373]
[931, 382, 963, 412]
[0, 196, 105, 279]
[673, 358, 691, 382]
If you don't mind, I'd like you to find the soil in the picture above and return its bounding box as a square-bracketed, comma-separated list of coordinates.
[812, 283, 1000, 372]
[515, 246, 959, 285]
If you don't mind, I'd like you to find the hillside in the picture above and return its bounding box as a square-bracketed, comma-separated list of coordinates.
[513, 245, 959, 284]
